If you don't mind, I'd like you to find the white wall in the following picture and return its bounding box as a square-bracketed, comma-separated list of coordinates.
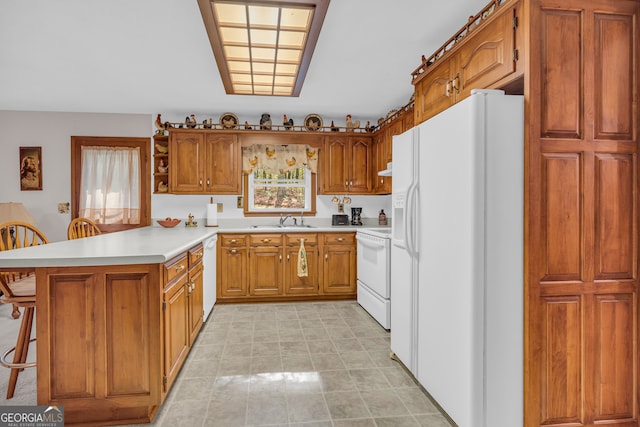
[0, 111, 151, 242]
[0, 110, 391, 241]
[152, 193, 391, 223]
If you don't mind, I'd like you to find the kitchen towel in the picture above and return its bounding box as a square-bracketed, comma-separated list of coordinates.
[297, 238, 308, 277]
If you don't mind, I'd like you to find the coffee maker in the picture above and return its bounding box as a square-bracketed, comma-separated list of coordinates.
[351, 207, 363, 226]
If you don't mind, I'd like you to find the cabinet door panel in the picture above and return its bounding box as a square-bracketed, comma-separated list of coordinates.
[414, 59, 455, 124]
[323, 246, 356, 294]
[594, 153, 635, 280]
[540, 9, 582, 139]
[594, 11, 635, 141]
[322, 136, 349, 193]
[169, 132, 205, 193]
[593, 293, 635, 421]
[106, 272, 151, 397]
[540, 296, 582, 425]
[285, 246, 319, 295]
[457, 8, 516, 100]
[205, 133, 240, 193]
[249, 247, 282, 296]
[348, 137, 372, 193]
[163, 277, 189, 392]
[219, 247, 247, 297]
[541, 153, 582, 281]
[188, 263, 203, 344]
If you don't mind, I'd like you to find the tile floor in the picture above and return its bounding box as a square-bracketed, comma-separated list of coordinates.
[0, 301, 452, 426]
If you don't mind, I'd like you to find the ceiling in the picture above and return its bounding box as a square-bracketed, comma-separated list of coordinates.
[0, 0, 489, 122]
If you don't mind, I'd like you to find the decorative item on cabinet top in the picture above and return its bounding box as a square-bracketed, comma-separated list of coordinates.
[411, 0, 504, 79]
[304, 114, 323, 131]
[220, 112, 239, 129]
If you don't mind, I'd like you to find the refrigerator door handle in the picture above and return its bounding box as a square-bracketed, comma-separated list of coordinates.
[411, 185, 420, 256]
[405, 182, 416, 257]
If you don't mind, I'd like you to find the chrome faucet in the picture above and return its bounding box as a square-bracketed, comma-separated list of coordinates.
[279, 214, 292, 226]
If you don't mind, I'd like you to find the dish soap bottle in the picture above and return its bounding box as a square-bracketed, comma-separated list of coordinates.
[378, 209, 387, 226]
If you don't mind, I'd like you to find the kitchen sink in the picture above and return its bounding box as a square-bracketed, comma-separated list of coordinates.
[250, 224, 315, 229]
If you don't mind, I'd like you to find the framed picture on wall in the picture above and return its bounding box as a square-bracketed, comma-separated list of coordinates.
[19, 146, 42, 191]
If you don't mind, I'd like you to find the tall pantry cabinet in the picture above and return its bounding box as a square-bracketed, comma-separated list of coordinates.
[525, 0, 639, 426]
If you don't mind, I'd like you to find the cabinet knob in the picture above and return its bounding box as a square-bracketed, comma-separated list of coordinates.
[206, 178, 210, 186]
[230, 239, 237, 243]
[287, 254, 290, 261]
[279, 254, 282, 262]
[446, 81, 452, 97]
[195, 251, 203, 258]
[199, 179, 203, 186]
[229, 249, 238, 254]
[175, 265, 185, 272]
[336, 237, 344, 242]
[325, 253, 328, 260]
[261, 238, 271, 243]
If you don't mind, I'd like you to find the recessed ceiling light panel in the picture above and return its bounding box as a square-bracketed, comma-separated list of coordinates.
[199, 0, 330, 96]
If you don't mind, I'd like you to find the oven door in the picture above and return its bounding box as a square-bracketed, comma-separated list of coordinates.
[356, 232, 390, 298]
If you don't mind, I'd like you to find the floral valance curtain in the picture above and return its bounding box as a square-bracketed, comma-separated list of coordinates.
[242, 144, 318, 174]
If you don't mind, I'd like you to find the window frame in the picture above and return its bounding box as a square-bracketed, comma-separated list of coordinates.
[71, 136, 151, 233]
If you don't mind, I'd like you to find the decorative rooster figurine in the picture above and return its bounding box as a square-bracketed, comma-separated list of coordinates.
[185, 114, 197, 129]
[283, 114, 294, 130]
[155, 114, 167, 135]
[346, 114, 360, 131]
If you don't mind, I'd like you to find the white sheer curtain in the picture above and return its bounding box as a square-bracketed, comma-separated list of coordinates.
[79, 146, 141, 224]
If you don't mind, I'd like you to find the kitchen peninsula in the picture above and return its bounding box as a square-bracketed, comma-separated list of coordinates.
[0, 226, 216, 426]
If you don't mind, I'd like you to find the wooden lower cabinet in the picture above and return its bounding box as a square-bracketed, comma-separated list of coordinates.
[35, 244, 205, 426]
[322, 233, 357, 294]
[163, 257, 189, 393]
[249, 234, 283, 296]
[217, 232, 355, 302]
[284, 234, 320, 295]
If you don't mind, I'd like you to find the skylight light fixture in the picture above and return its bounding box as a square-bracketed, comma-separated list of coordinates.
[198, 0, 330, 96]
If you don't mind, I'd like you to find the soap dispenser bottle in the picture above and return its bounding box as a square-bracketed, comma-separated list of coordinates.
[378, 209, 387, 225]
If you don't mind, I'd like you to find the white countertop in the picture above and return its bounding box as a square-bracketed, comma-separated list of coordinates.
[0, 225, 218, 268]
[0, 219, 391, 268]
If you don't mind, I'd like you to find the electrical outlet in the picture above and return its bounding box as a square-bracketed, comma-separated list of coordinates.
[237, 196, 243, 208]
[217, 203, 223, 213]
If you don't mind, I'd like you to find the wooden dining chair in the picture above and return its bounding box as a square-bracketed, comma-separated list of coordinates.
[0, 221, 48, 399]
[67, 217, 102, 240]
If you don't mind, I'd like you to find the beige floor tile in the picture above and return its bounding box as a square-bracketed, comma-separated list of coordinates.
[324, 390, 371, 419]
[285, 391, 330, 423]
[360, 389, 409, 417]
[246, 393, 289, 425]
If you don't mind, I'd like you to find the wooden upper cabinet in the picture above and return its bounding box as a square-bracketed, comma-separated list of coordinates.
[349, 136, 373, 193]
[321, 135, 373, 194]
[415, 57, 457, 123]
[456, 5, 517, 99]
[168, 130, 240, 194]
[169, 132, 205, 193]
[204, 133, 241, 194]
[413, 0, 522, 124]
[372, 133, 389, 194]
[322, 135, 349, 194]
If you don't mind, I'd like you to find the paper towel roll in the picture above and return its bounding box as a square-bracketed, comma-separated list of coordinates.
[206, 203, 218, 227]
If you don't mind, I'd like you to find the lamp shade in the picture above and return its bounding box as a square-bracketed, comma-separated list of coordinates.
[0, 202, 36, 225]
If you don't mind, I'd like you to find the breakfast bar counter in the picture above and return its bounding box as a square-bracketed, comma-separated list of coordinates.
[0, 225, 217, 426]
[0, 225, 217, 268]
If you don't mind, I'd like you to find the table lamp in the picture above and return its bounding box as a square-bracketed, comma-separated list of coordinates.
[0, 202, 36, 225]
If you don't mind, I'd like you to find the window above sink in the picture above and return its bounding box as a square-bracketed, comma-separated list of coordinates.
[244, 167, 317, 216]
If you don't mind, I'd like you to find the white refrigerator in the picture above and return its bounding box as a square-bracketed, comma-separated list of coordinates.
[390, 89, 524, 427]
